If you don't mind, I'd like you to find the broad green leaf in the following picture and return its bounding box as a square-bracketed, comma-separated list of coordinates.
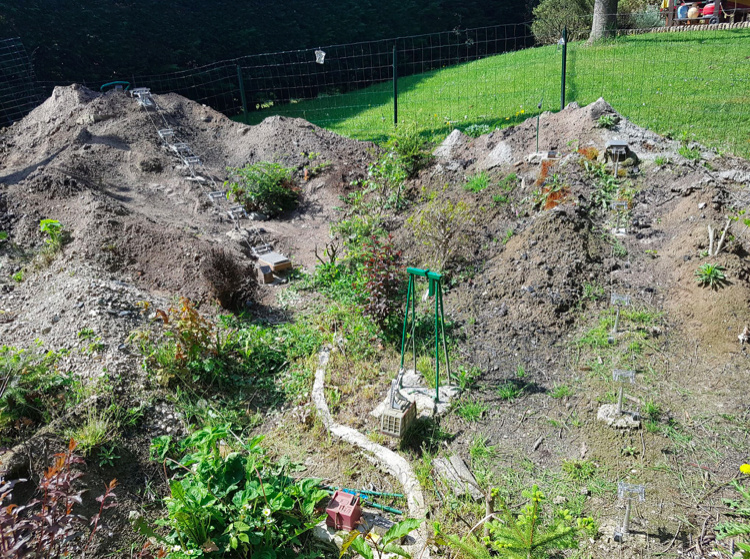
[383, 542, 411, 557]
[383, 518, 423, 545]
[339, 530, 361, 557]
[350, 535, 375, 559]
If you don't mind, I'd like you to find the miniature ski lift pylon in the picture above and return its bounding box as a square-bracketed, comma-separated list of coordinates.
[611, 200, 628, 236]
[612, 369, 635, 415]
[614, 482, 645, 543]
[608, 292, 631, 344]
[399, 267, 451, 403]
[606, 139, 629, 177]
[131, 87, 155, 108]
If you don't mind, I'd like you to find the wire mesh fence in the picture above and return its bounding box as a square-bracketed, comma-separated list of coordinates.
[0, 37, 44, 127]
[4, 16, 750, 157]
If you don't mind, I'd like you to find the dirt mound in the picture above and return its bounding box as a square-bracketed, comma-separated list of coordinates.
[0, 85, 375, 302]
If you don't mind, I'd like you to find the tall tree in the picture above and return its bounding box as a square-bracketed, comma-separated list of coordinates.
[588, 0, 617, 42]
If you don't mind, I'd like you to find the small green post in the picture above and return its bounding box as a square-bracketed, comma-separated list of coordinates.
[434, 281, 440, 403]
[393, 43, 398, 126]
[236, 65, 249, 124]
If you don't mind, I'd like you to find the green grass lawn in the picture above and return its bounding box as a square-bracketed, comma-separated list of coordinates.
[242, 28, 750, 157]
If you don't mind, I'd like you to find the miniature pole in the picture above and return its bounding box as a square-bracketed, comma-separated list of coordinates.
[616, 385, 625, 414]
[236, 65, 248, 124]
[434, 281, 440, 402]
[438, 286, 451, 385]
[622, 498, 632, 533]
[399, 276, 413, 372]
[393, 43, 398, 126]
[560, 27, 567, 111]
[613, 306, 621, 336]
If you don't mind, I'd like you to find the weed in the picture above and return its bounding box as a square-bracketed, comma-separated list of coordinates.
[345, 517, 423, 559]
[301, 151, 331, 178]
[695, 262, 726, 288]
[515, 364, 526, 379]
[642, 399, 662, 422]
[645, 249, 658, 258]
[40, 219, 64, 252]
[11, 270, 23, 283]
[502, 228, 514, 245]
[464, 171, 490, 193]
[68, 405, 119, 456]
[654, 156, 670, 166]
[0, 231, 7, 242]
[469, 434, 498, 461]
[562, 459, 596, 481]
[678, 145, 701, 161]
[463, 123, 492, 137]
[386, 121, 432, 177]
[715, 465, 750, 554]
[581, 282, 604, 302]
[97, 444, 120, 467]
[225, 161, 298, 217]
[77, 327, 95, 340]
[597, 114, 619, 129]
[455, 398, 488, 422]
[620, 446, 638, 457]
[496, 381, 523, 401]
[451, 365, 482, 390]
[550, 384, 573, 399]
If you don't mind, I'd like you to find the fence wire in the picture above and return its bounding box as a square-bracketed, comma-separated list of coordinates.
[0, 37, 44, 127]
[4, 16, 750, 157]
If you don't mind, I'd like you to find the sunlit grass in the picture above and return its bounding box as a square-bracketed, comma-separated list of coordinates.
[243, 28, 750, 157]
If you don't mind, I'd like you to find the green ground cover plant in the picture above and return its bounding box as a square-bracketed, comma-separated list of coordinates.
[140, 425, 329, 558]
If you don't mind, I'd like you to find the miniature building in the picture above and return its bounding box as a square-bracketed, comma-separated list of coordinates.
[325, 490, 361, 531]
[380, 399, 416, 438]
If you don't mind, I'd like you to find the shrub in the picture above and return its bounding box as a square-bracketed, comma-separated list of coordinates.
[40, 219, 64, 252]
[201, 248, 256, 311]
[408, 188, 472, 270]
[362, 234, 403, 327]
[225, 161, 298, 217]
[531, 0, 593, 44]
[440, 485, 595, 559]
[386, 121, 432, 178]
[0, 439, 117, 558]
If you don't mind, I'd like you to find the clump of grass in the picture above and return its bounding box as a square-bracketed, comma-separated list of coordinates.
[562, 459, 597, 481]
[678, 144, 701, 161]
[496, 381, 523, 401]
[550, 384, 573, 399]
[455, 398, 489, 422]
[464, 171, 490, 193]
[597, 114, 619, 129]
[695, 262, 726, 288]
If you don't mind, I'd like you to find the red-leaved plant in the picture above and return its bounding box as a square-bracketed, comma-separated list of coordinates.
[362, 234, 402, 327]
[0, 439, 117, 558]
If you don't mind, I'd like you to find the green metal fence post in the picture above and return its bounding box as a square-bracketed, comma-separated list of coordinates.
[399, 275, 413, 373]
[393, 43, 398, 126]
[434, 279, 440, 403]
[438, 287, 451, 385]
[236, 64, 249, 124]
[560, 27, 568, 111]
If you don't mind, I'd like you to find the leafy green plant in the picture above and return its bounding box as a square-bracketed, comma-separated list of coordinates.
[343, 517, 423, 559]
[11, 270, 23, 283]
[464, 171, 490, 193]
[0, 231, 7, 242]
[502, 228, 514, 245]
[140, 425, 329, 558]
[463, 123, 492, 137]
[581, 282, 604, 302]
[39, 219, 64, 252]
[654, 156, 670, 166]
[695, 262, 726, 288]
[596, 114, 619, 129]
[225, 161, 298, 217]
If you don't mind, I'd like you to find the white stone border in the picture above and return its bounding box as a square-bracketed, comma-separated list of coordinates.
[312, 347, 430, 558]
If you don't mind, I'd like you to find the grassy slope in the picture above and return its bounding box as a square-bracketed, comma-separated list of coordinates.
[245, 28, 750, 156]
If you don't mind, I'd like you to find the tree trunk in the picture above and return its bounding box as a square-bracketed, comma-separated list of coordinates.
[589, 0, 618, 42]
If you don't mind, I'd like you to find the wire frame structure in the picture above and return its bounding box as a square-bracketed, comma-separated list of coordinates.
[0, 38, 44, 126]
